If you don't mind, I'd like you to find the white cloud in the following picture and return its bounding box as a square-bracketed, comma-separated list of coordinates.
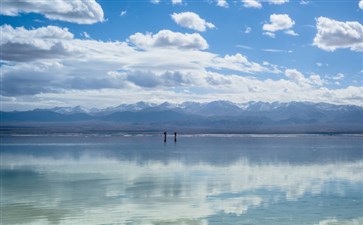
[236, 45, 252, 50]
[81, 32, 90, 39]
[120, 10, 127, 16]
[359, 0, 363, 9]
[332, 73, 345, 80]
[267, 0, 289, 4]
[241, 0, 287, 7]
[285, 69, 324, 87]
[316, 62, 323, 67]
[0, 25, 74, 62]
[245, 26, 252, 34]
[262, 49, 285, 53]
[241, 0, 262, 8]
[213, 53, 281, 74]
[263, 14, 295, 32]
[4, 77, 363, 110]
[309, 73, 325, 86]
[263, 32, 275, 38]
[0, 25, 214, 96]
[122, 70, 207, 88]
[1, 24, 74, 41]
[0, 25, 135, 96]
[313, 17, 363, 52]
[284, 29, 299, 36]
[285, 69, 305, 83]
[1, 24, 362, 109]
[0, 0, 104, 24]
[150, 0, 160, 4]
[128, 30, 209, 50]
[300, 0, 309, 4]
[171, 12, 215, 32]
[172, 0, 183, 4]
[217, 0, 229, 8]
[263, 14, 297, 37]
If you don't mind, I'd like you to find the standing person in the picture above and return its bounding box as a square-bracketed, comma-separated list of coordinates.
[174, 132, 177, 142]
[164, 131, 167, 143]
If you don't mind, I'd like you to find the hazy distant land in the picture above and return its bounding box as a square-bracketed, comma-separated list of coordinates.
[1, 101, 362, 135]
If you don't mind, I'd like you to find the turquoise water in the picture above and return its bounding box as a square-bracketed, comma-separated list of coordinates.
[1, 134, 362, 225]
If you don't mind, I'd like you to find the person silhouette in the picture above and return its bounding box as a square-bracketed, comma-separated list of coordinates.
[174, 132, 177, 142]
[164, 131, 167, 143]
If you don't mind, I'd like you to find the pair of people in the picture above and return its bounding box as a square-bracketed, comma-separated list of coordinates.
[164, 131, 177, 142]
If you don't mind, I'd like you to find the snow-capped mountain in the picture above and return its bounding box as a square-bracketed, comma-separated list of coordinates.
[42, 101, 363, 118]
[49, 106, 97, 115]
[98, 101, 157, 115]
[2, 101, 362, 133]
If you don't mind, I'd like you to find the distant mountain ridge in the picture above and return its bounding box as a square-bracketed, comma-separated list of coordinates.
[30, 100, 363, 116]
[1, 101, 363, 133]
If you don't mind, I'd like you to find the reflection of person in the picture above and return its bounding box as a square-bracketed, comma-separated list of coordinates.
[164, 131, 167, 143]
[174, 132, 177, 142]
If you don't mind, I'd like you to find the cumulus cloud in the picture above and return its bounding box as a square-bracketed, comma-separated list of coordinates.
[285, 69, 324, 87]
[125, 70, 199, 88]
[284, 29, 298, 36]
[1, 62, 128, 96]
[1, 62, 62, 96]
[118, 54, 279, 89]
[0, 0, 104, 24]
[267, 0, 289, 4]
[309, 73, 325, 86]
[1, 24, 73, 41]
[217, 0, 229, 8]
[360, 0, 363, 9]
[171, 12, 215, 32]
[332, 73, 345, 80]
[263, 14, 298, 37]
[285, 69, 305, 83]
[1, 24, 362, 108]
[263, 32, 275, 38]
[0, 25, 213, 96]
[128, 30, 209, 50]
[0, 25, 135, 95]
[241, 0, 262, 8]
[212, 53, 281, 74]
[3, 74, 363, 110]
[313, 17, 363, 52]
[0, 25, 75, 62]
[172, 0, 183, 4]
[241, 0, 287, 7]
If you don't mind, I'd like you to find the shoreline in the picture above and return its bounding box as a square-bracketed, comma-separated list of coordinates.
[1, 131, 363, 137]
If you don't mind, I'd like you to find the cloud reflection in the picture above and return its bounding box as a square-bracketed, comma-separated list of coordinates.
[1, 154, 363, 224]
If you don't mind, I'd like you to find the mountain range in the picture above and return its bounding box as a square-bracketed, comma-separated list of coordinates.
[1, 101, 363, 133]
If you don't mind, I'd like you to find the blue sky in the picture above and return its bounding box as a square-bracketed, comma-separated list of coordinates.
[0, 0, 362, 110]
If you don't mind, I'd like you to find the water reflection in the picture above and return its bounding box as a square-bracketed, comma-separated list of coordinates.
[1, 135, 363, 224]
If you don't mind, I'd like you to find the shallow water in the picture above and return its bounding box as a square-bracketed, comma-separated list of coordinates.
[1, 134, 363, 225]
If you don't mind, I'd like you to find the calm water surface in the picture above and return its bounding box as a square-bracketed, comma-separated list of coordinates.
[1, 134, 362, 225]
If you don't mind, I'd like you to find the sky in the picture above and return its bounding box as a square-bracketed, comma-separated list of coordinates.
[0, 0, 362, 111]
